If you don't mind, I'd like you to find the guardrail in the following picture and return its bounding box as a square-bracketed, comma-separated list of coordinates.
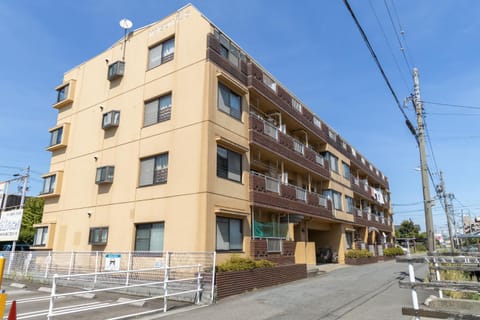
[47, 264, 203, 319]
[397, 254, 480, 319]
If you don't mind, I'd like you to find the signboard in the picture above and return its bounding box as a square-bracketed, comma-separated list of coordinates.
[0, 209, 23, 241]
[104, 253, 121, 271]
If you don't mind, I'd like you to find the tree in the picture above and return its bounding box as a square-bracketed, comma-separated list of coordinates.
[396, 219, 420, 239]
[18, 197, 44, 244]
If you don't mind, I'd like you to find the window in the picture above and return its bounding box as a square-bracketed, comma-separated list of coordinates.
[102, 110, 120, 129]
[41, 174, 56, 194]
[143, 94, 172, 126]
[215, 30, 245, 67]
[89, 227, 108, 245]
[291, 98, 302, 113]
[107, 61, 125, 81]
[95, 166, 115, 184]
[333, 191, 342, 211]
[313, 117, 322, 129]
[148, 37, 175, 69]
[49, 127, 63, 147]
[346, 196, 354, 213]
[135, 223, 164, 251]
[33, 227, 48, 246]
[217, 146, 242, 182]
[325, 152, 339, 173]
[56, 84, 69, 103]
[263, 73, 277, 92]
[218, 83, 241, 119]
[216, 216, 243, 251]
[342, 162, 351, 180]
[139, 153, 169, 186]
[346, 232, 353, 249]
[328, 129, 337, 141]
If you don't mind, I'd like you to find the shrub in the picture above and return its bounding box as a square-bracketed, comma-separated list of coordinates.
[216, 255, 276, 272]
[345, 249, 372, 259]
[415, 243, 427, 252]
[384, 247, 405, 256]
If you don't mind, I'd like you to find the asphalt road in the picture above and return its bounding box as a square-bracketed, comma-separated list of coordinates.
[152, 260, 431, 320]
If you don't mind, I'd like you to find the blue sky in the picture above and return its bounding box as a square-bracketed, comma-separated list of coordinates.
[1, 1, 479, 235]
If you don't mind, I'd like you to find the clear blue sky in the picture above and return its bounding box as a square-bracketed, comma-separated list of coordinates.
[1, 1, 479, 236]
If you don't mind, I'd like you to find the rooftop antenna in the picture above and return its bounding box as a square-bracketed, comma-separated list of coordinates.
[119, 18, 133, 61]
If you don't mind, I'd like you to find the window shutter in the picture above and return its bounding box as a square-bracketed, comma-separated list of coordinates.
[139, 158, 155, 186]
[144, 100, 159, 126]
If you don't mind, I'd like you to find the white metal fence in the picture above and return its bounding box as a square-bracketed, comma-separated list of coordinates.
[1, 251, 216, 304]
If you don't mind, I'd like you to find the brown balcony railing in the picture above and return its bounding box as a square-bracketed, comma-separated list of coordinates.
[249, 113, 330, 179]
[250, 172, 333, 220]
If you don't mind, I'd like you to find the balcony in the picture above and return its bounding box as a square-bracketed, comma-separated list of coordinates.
[249, 113, 330, 179]
[207, 33, 248, 85]
[247, 63, 329, 144]
[353, 207, 392, 232]
[250, 172, 333, 220]
[350, 176, 371, 199]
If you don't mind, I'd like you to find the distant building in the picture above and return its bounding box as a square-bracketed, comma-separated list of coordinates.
[35, 4, 394, 264]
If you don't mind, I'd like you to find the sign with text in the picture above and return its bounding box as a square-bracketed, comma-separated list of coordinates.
[0, 209, 23, 241]
[105, 253, 121, 271]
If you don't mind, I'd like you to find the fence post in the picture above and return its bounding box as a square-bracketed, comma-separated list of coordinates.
[210, 252, 216, 304]
[45, 251, 52, 279]
[6, 251, 14, 276]
[163, 252, 170, 312]
[47, 274, 58, 320]
[126, 251, 132, 286]
[94, 251, 99, 284]
[195, 264, 202, 304]
[408, 259, 420, 320]
[68, 251, 74, 280]
[433, 257, 444, 299]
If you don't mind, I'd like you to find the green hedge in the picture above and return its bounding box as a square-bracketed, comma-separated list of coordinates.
[384, 247, 405, 256]
[216, 256, 276, 272]
[345, 249, 373, 259]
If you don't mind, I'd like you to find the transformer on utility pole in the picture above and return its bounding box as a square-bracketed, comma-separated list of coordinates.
[412, 68, 435, 253]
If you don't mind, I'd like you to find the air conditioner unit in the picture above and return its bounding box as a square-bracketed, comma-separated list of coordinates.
[96, 166, 115, 184]
[107, 61, 125, 81]
[102, 110, 120, 129]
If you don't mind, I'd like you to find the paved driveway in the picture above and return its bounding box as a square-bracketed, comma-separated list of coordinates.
[149, 260, 430, 320]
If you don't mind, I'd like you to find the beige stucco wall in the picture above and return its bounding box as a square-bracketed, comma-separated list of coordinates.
[41, 5, 251, 253]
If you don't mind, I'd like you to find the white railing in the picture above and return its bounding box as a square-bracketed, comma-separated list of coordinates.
[293, 139, 304, 154]
[367, 213, 372, 221]
[265, 176, 280, 194]
[375, 215, 379, 222]
[263, 121, 279, 140]
[355, 208, 362, 217]
[382, 217, 385, 224]
[294, 186, 307, 202]
[47, 264, 203, 319]
[315, 154, 325, 166]
[266, 238, 283, 253]
[360, 179, 369, 191]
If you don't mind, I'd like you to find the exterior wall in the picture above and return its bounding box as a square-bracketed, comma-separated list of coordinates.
[39, 4, 394, 264]
[40, 5, 229, 252]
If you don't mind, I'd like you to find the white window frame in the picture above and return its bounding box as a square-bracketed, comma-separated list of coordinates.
[49, 127, 63, 147]
[41, 174, 56, 194]
[148, 37, 175, 69]
[143, 93, 172, 127]
[33, 226, 48, 246]
[217, 145, 242, 183]
[216, 216, 243, 251]
[218, 83, 242, 120]
[139, 153, 169, 187]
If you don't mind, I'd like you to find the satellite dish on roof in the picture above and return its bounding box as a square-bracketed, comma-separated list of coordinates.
[119, 18, 133, 30]
[119, 19, 133, 61]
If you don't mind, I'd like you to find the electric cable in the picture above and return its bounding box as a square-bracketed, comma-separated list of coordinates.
[383, 0, 412, 72]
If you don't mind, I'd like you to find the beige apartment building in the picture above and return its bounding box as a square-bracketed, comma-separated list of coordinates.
[34, 4, 394, 265]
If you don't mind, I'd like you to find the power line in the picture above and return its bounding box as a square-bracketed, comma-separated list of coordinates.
[343, 0, 412, 126]
[367, 0, 410, 92]
[423, 101, 480, 110]
[389, 0, 415, 67]
[424, 120, 440, 176]
[383, 0, 412, 72]
[426, 112, 480, 116]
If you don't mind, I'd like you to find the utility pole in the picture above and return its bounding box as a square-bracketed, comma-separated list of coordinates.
[11, 166, 30, 252]
[438, 171, 454, 253]
[412, 68, 435, 252]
